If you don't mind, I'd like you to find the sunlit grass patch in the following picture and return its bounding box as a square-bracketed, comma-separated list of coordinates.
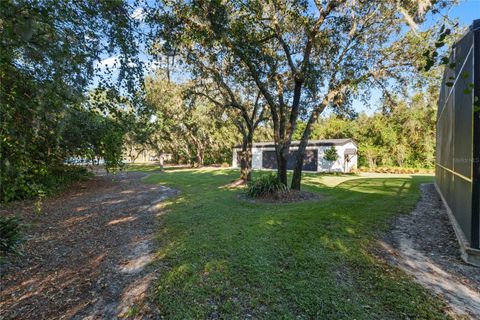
[130, 167, 447, 319]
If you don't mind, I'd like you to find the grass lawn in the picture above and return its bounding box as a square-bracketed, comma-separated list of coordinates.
[137, 168, 448, 319]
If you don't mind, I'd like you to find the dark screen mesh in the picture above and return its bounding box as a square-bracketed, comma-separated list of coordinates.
[436, 25, 478, 248]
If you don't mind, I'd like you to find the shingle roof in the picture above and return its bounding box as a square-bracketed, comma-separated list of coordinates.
[235, 138, 356, 148]
[344, 148, 357, 155]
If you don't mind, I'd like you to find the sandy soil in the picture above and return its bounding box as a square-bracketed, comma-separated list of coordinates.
[0, 172, 178, 319]
[377, 183, 480, 319]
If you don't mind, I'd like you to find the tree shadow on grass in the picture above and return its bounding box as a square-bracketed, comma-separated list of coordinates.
[143, 170, 446, 318]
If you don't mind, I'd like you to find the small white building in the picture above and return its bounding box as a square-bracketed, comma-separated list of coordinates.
[232, 139, 358, 173]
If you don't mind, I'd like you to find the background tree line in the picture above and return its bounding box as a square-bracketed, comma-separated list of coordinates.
[296, 91, 437, 169]
[124, 73, 239, 168]
[132, 73, 437, 170]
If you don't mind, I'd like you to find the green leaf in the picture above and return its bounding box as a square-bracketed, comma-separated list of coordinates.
[440, 57, 449, 65]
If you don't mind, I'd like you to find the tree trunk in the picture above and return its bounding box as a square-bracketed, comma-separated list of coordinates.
[159, 152, 164, 171]
[128, 146, 135, 164]
[291, 152, 304, 190]
[276, 145, 289, 186]
[133, 148, 144, 163]
[196, 147, 204, 167]
[239, 133, 253, 182]
[291, 105, 324, 190]
[173, 151, 179, 164]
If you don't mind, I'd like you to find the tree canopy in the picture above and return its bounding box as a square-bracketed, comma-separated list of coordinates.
[0, 0, 140, 201]
[0, 0, 462, 201]
[148, 0, 454, 189]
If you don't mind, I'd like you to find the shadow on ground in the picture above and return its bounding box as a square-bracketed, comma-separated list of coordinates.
[376, 183, 480, 318]
[0, 172, 178, 319]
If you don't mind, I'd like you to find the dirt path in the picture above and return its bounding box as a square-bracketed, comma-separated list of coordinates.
[377, 183, 480, 319]
[0, 172, 178, 319]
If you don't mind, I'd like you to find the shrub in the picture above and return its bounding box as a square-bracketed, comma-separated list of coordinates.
[0, 164, 92, 203]
[246, 173, 287, 198]
[323, 146, 339, 162]
[0, 216, 23, 257]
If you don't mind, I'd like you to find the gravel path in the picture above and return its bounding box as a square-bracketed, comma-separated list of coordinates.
[0, 172, 178, 319]
[377, 183, 480, 319]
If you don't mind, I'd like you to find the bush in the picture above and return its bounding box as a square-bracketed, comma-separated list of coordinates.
[0, 216, 23, 257]
[323, 146, 339, 162]
[246, 173, 287, 198]
[0, 164, 92, 203]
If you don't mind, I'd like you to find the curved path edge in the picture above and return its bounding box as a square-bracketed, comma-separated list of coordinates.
[0, 171, 178, 319]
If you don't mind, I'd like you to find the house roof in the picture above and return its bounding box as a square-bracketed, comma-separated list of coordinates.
[344, 148, 357, 155]
[234, 138, 357, 149]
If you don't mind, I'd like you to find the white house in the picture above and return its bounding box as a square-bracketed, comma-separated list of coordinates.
[232, 139, 358, 173]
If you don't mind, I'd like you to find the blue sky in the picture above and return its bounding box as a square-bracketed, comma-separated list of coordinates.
[449, 0, 479, 25]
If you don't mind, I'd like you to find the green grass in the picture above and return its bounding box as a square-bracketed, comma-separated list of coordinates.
[137, 168, 448, 319]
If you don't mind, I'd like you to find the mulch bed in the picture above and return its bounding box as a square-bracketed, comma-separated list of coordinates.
[0, 172, 178, 319]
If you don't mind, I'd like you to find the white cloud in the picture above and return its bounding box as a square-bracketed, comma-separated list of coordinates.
[131, 7, 145, 20]
[144, 60, 160, 74]
[97, 56, 119, 68]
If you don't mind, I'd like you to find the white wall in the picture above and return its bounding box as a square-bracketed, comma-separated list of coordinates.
[252, 147, 263, 169]
[232, 148, 239, 168]
[231, 147, 264, 169]
[318, 143, 358, 173]
[318, 146, 344, 172]
[232, 143, 357, 173]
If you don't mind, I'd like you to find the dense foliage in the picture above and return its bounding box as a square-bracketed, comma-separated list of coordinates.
[63, 102, 128, 171]
[0, 216, 23, 258]
[129, 73, 240, 167]
[0, 1, 140, 202]
[298, 92, 437, 169]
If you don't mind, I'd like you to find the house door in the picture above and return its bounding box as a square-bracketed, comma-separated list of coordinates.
[262, 150, 317, 171]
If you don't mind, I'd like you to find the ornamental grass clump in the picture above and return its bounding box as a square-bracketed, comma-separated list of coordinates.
[246, 173, 287, 198]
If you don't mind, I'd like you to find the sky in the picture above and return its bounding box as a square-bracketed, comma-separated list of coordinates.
[93, 0, 480, 115]
[349, 0, 480, 115]
[449, 0, 480, 25]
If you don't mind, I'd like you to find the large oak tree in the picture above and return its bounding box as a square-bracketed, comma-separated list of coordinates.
[186, 57, 268, 182]
[149, 0, 451, 189]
